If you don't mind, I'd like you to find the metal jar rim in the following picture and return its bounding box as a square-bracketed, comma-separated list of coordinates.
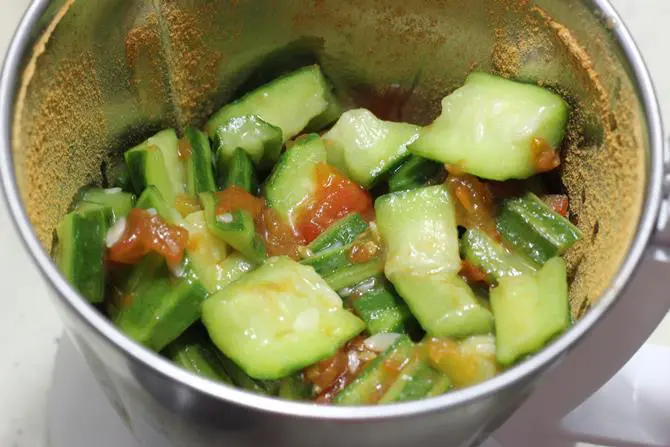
[0, 0, 664, 421]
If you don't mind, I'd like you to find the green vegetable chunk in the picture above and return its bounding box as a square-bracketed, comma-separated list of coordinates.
[379, 348, 450, 403]
[166, 328, 233, 383]
[278, 374, 314, 401]
[388, 155, 444, 192]
[322, 109, 420, 187]
[410, 73, 569, 180]
[375, 185, 461, 277]
[75, 187, 135, 223]
[124, 129, 185, 202]
[392, 272, 493, 338]
[264, 134, 327, 226]
[114, 258, 209, 352]
[351, 281, 417, 335]
[333, 335, 413, 405]
[497, 192, 582, 265]
[206, 65, 335, 143]
[490, 257, 570, 365]
[202, 257, 365, 379]
[212, 115, 282, 170]
[135, 185, 185, 226]
[200, 192, 267, 264]
[376, 185, 493, 337]
[460, 228, 537, 283]
[56, 206, 109, 304]
[216, 147, 258, 193]
[183, 127, 216, 196]
[323, 260, 385, 292]
[308, 213, 368, 254]
[184, 211, 229, 293]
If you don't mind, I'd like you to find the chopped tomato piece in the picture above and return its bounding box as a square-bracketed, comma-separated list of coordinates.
[255, 207, 304, 259]
[296, 163, 373, 243]
[531, 137, 560, 173]
[543, 194, 569, 217]
[459, 260, 489, 284]
[305, 336, 375, 403]
[305, 349, 348, 391]
[107, 208, 189, 268]
[445, 174, 498, 239]
[175, 193, 202, 217]
[215, 186, 265, 220]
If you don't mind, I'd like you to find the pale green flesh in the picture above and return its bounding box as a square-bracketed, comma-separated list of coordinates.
[490, 257, 570, 365]
[147, 129, 185, 196]
[392, 272, 493, 338]
[206, 65, 330, 143]
[322, 109, 420, 187]
[264, 134, 327, 227]
[202, 257, 365, 379]
[184, 211, 229, 294]
[375, 185, 461, 277]
[215, 252, 256, 290]
[213, 115, 282, 169]
[410, 72, 569, 180]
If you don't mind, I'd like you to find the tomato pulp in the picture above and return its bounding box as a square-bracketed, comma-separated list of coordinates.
[297, 163, 373, 243]
[107, 208, 189, 268]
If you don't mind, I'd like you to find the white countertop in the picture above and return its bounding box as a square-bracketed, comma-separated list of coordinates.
[0, 1, 668, 446]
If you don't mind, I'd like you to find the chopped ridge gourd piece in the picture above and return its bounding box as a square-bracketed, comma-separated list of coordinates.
[460, 228, 537, 283]
[322, 109, 420, 187]
[212, 115, 282, 170]
[490, 257, 570, 365]
[497, 192, 582, 265]
[216, 147, 258, 193]
[200, 192, 267, 264]
[391, 272, 493, 338]
[350, 281, 417, 335]
[379, 346, 450, 403]
[333, 335, 413, 405]
[114, 257, 209, 352]
[388, 155, 444, 193]
[56, 206, 109, 303]
[264, 134, 327, 227]
[410, 73, 569, 180]
[184, 211, 228, 293]
[135, 185, 185, 226]
[215, 252, 256, 290]
[75, 187, 135, 223]
[375, 185, 461, 277]
[125, 129, 185, 202]
[206, 65, 334, 143]
[308, 213, 368, 254]
[166, 328, 233, 384]
[183, 127, 216, 196]
[202, 257, 365, 379]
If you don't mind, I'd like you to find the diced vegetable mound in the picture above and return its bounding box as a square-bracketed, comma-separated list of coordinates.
[54, 63, 579, 406]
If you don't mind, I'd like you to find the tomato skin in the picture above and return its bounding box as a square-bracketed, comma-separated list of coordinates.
[255, 207, 303, 259]
[459, 260, 490, 284]
[215, 186, 265, 220]
[543, 194, 569, 217]
[531, 137, 560, 173]
[446, 173, 499, 239]
[305, 336, 374, 403]
[108, 208, 189, 268]
[297, 164, 373, 243]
